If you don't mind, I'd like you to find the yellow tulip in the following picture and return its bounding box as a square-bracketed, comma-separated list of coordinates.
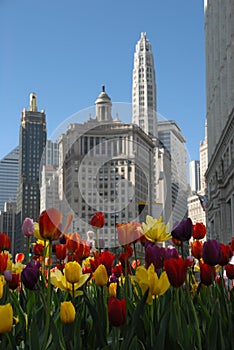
[93, 264, 108, 286]
[51, 267, 90, 297]
[109, 282, 117, 297]
[0, 276, 6, 299]
[141, 215, 171, 243]
[60, 301, 76, 324]
[34, 222, 43, 240]
[64, 261, 81, 284]
[7, 259, 12, 271]
[134, 264, 170, 304]
[0, 303, 13, 333]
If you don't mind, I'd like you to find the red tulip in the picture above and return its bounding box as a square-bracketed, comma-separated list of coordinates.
[33, 243, 44, 256]
[164, 257, 190, 288]
[75, 240, 90, 260]
[192, 222, 206, 240]
[38, 208, 62, 241]
[0, 253, 8, 273]
[191, 240, 203, 260]
[8, 273, 20, 290]
[108, 297, 126, 327]
[218, 244, 233, 266]
[98, 251, 116, 276]
[55, 244, 67, 261]
[112, 264, 123, 278]
[225, 264, 234, 279]
[15, 253, 25, 263]
[0, 233, 11, 251]
[66, 232, 80, 253]
[90, 212, 105, 228]
[200, 262, 216, 286]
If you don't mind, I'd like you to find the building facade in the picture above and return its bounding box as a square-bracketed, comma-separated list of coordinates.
[158, 120, 188, 226]
[0, 147, 19, 211]
[132, 32, 157, 137]
[204, 0, 234, 242]
[189, 160, 200, 194]
[187, 122, 208, 226]
[0, 202, 17, 254]
[16, 93, 47, 252]
[58, 88, 155, 248]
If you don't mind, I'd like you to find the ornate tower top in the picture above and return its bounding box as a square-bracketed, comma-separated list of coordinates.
[95, 85, 112, 122]
[29, 92, 38, 112]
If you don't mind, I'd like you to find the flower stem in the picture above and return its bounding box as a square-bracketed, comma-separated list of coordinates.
[27, 236, 31, 263]
[42, 240, 52, 350]
[95, 228, 100, 253]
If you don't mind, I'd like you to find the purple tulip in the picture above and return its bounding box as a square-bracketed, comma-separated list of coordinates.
[4, 270, 12, 282]
[109, 273, 117, 283]
[164, 246, 179, 260]
[145, 242, 165, 269]
[202, 239, 221, 266]
[21, 262, 40, 290]
[171, 218, 193, 242]
[22, 218, 34, 237]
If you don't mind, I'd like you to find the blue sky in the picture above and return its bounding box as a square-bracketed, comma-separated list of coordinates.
[0, 0, 205, 162]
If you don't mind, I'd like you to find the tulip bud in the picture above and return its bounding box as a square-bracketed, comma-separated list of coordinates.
[0, 276, 6, 299]
[0, 253, 8, 274]
[38, 208, 62, 241]
[21, 262, 40, 290]
[0, 303, 13, 333]
[22, 218, 34, 237]
[109, 282, 117, 297]
[64, 261, 81, 284]
[90, 212, 105, 228]
[15, 253, 25, 263]
[108, 297, 126, 327]
[93, 264, 108, 286]
[60, 301, 76, 324]
[0, 233, 11, 251]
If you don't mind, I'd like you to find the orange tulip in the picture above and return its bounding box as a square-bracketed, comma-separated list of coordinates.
[191, 240, 203, 260]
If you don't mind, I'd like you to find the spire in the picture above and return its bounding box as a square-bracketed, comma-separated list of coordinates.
[29, 93, 38, 112]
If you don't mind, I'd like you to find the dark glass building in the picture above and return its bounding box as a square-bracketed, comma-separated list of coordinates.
[15, 93, 47, 253]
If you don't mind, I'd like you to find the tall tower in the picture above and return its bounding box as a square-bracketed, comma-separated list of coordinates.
[16, 93, 47, 252]
[132, 32, 157, 137]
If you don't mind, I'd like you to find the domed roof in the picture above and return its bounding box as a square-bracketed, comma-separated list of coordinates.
[95, 85, 111, 104]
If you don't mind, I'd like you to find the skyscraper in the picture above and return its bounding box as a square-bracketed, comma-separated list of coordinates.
[132, 32, 157, 137]
[189, 160, 200, 194]
[158, 120, 187, 225]
[0, 146, 19, 211]
[16, 93, 47, 252]
[205, 0, 234, 242]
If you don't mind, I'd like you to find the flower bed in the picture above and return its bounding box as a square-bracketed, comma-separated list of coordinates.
[0, 210, 234, 349]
